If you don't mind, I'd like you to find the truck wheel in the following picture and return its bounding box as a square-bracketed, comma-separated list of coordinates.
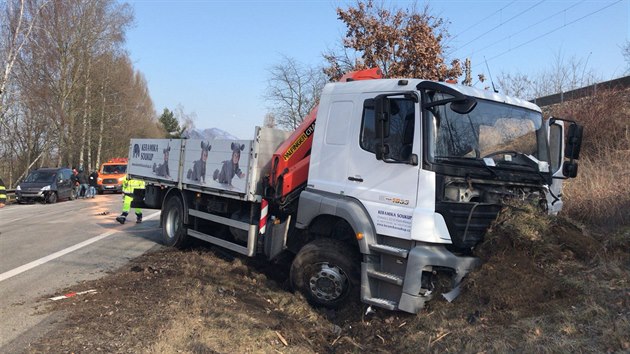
[47, 192, 58, 204]
[290, 238, 359, 308]
[162, 195, 189, 248]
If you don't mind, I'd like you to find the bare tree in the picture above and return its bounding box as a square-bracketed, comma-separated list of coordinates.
[497, 72, 533, 99]
[0, 0, 48, 118]
[174, 103, 196, 136]
[264, 55, 327, 130]
[533, 51, 599, 98]
[498, 51, 601, 100]
[0, 0, 161, 184]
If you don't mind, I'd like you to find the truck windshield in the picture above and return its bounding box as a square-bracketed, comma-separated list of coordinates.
[425, 93, 548, 165]
[102, 164, 127, 174]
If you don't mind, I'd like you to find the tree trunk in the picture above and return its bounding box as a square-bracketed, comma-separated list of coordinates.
[95, 85, 106, 170]
[78, 57, 91, 170]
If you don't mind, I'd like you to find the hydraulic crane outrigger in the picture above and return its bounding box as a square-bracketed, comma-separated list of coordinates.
[264, 67, 383, 210]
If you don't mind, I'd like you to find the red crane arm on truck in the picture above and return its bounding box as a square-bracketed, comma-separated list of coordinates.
[267, 68, 383, 207]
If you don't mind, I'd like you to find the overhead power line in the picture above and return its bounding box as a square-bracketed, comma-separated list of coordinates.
[456, 0, 546, 51]
[474, 0, 585, 55]
[448, 0, 518, 43]
[473, 0, 624, 69]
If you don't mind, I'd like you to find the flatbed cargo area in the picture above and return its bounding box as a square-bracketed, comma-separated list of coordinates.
[127, 127, 290, 202]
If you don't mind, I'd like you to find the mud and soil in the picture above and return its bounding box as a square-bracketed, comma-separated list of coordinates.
[24, 208, 630, 353]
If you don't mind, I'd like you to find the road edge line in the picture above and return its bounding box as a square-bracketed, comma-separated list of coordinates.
[0, 211, 160, 283]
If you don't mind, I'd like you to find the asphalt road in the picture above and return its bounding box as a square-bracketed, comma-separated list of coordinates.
[0, 193, 163, 352]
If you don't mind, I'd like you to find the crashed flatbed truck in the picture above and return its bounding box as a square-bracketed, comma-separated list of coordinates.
[127, 70, 583, 313]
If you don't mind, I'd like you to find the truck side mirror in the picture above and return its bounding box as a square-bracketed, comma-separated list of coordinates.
[565, 124, 583, 160]
[563, 161, 578, 178]
[548, 117, 583, 179]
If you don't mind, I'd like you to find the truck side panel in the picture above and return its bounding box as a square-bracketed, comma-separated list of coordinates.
[182, 139, 252, 194]
[129, 128, 291, 203]
[128, 139, 182, 183]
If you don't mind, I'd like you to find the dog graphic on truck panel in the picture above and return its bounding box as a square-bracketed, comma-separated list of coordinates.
[213, 142, 245, 186]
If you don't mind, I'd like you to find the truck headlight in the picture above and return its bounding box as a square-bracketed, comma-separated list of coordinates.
[118, 177, 125, 182]
[41, 185, 51, 191]
[16, 185, 21, 191]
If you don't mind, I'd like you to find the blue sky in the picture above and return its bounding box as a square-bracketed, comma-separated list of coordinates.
[126, 0, 629, 139]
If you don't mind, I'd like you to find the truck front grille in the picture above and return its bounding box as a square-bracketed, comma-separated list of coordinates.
[435, 202, 502, 249]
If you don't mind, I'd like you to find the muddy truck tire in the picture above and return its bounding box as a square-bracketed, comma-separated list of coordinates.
[290, 238, 359, 309]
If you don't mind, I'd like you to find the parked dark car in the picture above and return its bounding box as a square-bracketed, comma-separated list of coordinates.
[15, 167, 75, 204]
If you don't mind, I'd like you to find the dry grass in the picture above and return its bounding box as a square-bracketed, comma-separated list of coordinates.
[562, 150, 630, 227]
[546, 87, 630, 228]
[27, 211, 630, 353]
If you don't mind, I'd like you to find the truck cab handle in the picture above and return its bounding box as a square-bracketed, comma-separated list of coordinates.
[348, 176, 364, 182]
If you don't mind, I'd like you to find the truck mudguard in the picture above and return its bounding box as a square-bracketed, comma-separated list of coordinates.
[296, 189, 376, 254]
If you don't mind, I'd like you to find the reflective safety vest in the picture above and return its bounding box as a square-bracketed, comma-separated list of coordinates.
[0, 181, 6, 203]
[122, 178, 145, 195]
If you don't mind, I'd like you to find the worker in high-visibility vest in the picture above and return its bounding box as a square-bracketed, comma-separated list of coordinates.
[116, 176, 145, 224]
[0, 178, 6, 208]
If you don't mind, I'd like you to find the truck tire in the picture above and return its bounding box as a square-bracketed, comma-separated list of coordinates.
[162, 195, 190, 248]
[290, 238, 359, 309]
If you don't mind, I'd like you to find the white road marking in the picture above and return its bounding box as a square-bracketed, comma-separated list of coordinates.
[0, 211, 160, 282]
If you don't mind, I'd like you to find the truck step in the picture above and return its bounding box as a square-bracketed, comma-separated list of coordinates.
[369, 244, 409, 258]
[363, 297, 398, 311]
[366, 269, 404, 286]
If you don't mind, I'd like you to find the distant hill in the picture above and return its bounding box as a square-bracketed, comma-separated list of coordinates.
[183, 128, 239, 140]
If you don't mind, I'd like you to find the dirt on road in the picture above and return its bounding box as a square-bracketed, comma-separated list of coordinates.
[22, 208, 630, 353]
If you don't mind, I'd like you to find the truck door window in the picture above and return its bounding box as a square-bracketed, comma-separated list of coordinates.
[360, 98, 415, 161]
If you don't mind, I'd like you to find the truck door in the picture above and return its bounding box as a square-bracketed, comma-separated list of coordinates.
[344, 95, 420, 240]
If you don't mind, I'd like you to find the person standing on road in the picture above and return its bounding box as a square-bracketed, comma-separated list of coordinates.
[77, 169, 88, 198]
[87, 170, 99, 198]
[71, 168, 80, 199]
[116, 176, 145, 224]
[0, 178, 7, 208]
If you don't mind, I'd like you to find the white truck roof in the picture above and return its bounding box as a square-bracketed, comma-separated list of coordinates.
[322, 78, 542, 113]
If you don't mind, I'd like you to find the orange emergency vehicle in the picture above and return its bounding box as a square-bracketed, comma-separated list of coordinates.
[97, 158, 128, 194]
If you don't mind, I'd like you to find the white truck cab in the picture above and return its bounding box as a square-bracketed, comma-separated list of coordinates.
[296, 78, 581, 312]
